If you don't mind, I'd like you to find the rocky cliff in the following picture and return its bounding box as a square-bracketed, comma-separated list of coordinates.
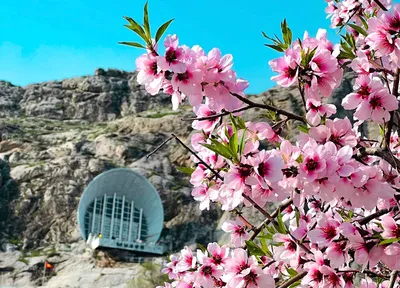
[0, 68, 356, 287]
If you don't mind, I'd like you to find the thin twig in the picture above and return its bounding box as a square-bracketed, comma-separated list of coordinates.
[337, 269, 390, 279]
[171, 134, 223, 181]
[234, 210, 255, 230]
[358, 146, 400, 173]
[248, 198, 293, 241]
[182, 106, 251, 121]
[388, 270, 399, 288]
[384, 68, 400, 149]
[262, 260, 276, 269]
[357, 206, 398, 225]
[277, 271, 307, 288]
[242, 193, 272, 219]
[374, 0, 389, 11]
[146, 135, 175, 158]
[230, 92, 306, 123]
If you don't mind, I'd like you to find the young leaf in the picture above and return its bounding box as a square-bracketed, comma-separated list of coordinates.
[176, 166, 195, 176]
[238, 129, 247, 156]
[143, 2, 151, 38]
[379, 238, 400, 246]
[229, 131, 239, 157]
[123, 16, 148, 42]
[155, 19, 175, 43]
[202, 140, 233, 160]
[288, 280, 302, 288]
[286, 267, 298, 277]
[277, 209, 287, 234]
[348, 23, 368, 37]
[245, 240, 266, 256]
[118, 41, 146, 49]
[298, 124, 310, 133]
[264, 44, 285, 52]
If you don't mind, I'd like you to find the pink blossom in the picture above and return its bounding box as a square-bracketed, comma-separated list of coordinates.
[307, 214, 340, 246]
[269, 49, 299, 87]
[192, 105, 221, 132]
[221, 218, 250, 247]
[381, 215, 400, 238]
[157, 34, 187, 73]
[176, 247, 197, 272]
[306, 98, 337, 126]
[135, 53, 164, 95]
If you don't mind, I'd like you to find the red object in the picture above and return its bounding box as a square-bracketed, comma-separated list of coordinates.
[45, 262, 53, 269]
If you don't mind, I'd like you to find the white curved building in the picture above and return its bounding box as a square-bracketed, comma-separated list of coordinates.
[77, 168, 165, 254]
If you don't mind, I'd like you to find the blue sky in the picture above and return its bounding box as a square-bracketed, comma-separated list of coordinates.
[1, 1, 344, 93]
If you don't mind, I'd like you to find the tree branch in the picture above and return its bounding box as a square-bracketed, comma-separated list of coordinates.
[389, 270, 399, 288]
[357, 146, 400, 173]
[373, 0, 389, 11]
[277, 271, 307, 288]
[182, 106, 251, 121]
[230, 92, 306, 123]
[242, 193, 272, 219]
[337, 269, 390, 279]
[248, 198, 293, 241]
[357, 206, 398, 226]
[384, 68, 400, 149]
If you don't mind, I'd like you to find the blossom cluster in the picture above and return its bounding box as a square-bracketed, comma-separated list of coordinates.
[130, 0, 400, 287]
[158, 243, 274, 288]
[325, 0, 392, 28]
[136, 35, 248, 112]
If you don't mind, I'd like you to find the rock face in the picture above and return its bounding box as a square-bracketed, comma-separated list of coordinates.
[1, 69, 172, 121]
[0, 68, 358, 287]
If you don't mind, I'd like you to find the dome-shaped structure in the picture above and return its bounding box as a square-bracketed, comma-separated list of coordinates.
[77, 168, 165, 254]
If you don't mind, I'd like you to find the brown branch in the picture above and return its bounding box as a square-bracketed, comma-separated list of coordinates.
[337, 269, 390, 279]
[248, 198, 293, 241]
[147, 133, 223, 181]
[389, 270, 399, 288]
[357, 146, 400, 173]
[146, 135, 175, 158]
[182, 106, 252, 121]
[277, 271, 307, 288]
[171, 134, 223, 181]
[384, 68, 400, 149]
[357, 206, 398, 225]
[373, 0, 389, 11]
[234, 210, 255, 230]
[230, 92, 306, 123]
[242, 193, 272, 219]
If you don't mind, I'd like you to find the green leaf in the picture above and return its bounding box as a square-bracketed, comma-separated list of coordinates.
[265, 225, 276, 235]
[245, 240, 266, 256]
[348, 23, 368, 37]
[281, 19, 292, 48]
[360, 16, 369, 30]
[123, 16, 148, 42]
[238, 129, 247, 157]
[295, 209, 300, 227]
[288, 280, 302, 288]
[286, 267, 298, 277]
[379, 238, 400, 246]
[264, 44, 285, 52]
[155, 19, 174, 43]
[298, 124, 310, 133]
[277, 209, 287, 234]
[197, 243, 207, 252]
[202, 140, 233, 160]
[143, 2, 151, 38]
[236, 117, 246, 130]
[118, 41, 146, 49]
[229, 131, 239, 158]
[259, 234, 273, 258]
[176, 166, 195, 176]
